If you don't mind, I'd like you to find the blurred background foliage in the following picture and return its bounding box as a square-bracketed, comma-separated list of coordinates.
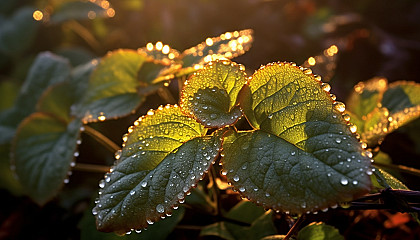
[1, 0, 420, 239]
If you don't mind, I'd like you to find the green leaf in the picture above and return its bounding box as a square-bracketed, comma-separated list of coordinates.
[74, 50, 146, 123]
[223, 62, 372, 214]
[50, 1, 107, 24]
[200, 201, 277, 240]
[0, 52, 71, 144]
[297, 222, 344, 240]
[94, 105, 223, 233]
[372, 168, 408, 190]
[0, 80, 19, 110]
[382, 81, 420, 113]
[80, 201, 185, 240]
[0, 144, 23, 195]
[180, 60, 247, 128]
[37, 82, 76, 122]
[12, 114, 81, 205]
[180, 29, 253, 69]
[346, 77, 387, 118]
[0, 7, 39, 55]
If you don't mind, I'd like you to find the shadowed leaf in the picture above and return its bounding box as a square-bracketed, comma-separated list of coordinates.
[297, 222, 344, 240]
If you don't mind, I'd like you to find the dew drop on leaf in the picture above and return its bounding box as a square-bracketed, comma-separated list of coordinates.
[340, 178, 349, 185]
[156, 204, 164, 213]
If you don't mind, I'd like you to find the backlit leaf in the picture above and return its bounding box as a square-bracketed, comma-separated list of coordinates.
[94, 105, 223, 233]
[382, 81, 420, 113]
[373, 168, 408, 190]
[180, 29, 253, 69]
[223, 62, 372, 214]
[297, 222, 344, 240]
[180, 60, 246, 128]
[346, 77, 388, 118]
[0, 52, 71, 144]
[75, 50, 146, 123]
[12, 114, 81, 205]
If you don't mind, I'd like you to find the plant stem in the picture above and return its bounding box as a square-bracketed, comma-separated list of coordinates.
[284, 214, 306, 240]
[83, 125, 120, 153]
[73, 163, 110, 173]
[374, 162, 420, 177]
[210, 167, 222, 216]
[158, 87, 177, 104]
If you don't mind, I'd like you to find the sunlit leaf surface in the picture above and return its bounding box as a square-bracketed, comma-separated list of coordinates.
[222, 62, 372, 214]
[180, 29, 253, 69]
[94, 105, 223, 233]
[180, 60, 247, 128]
[75, 50, 146, 123]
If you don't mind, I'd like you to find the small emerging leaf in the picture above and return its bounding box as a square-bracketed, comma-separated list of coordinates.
[180, 60, 246, 128]
[297, 222, 344, 240]
[94, 105, 223, 233]
[223, 62, 372, 214]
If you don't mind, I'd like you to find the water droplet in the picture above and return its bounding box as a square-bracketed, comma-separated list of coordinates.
[92, 208, 98, 215]
[130, 190, 135, 195]
[335, 138, 342, 144]
[141, 181, 147, 187]
[156, 204, 164, 213]
[265, 192, 270, 197]
[239, 187, 245, 192]
[268, 114, 273, 119]
[291, 151, 296, 156]
[366, 169, 373, 175]
[334, 102, 346, 113]
[321, 83, 331, 92]
[135, 229, 142, 233]
[221, 170, 227, 176]
[301, 202, 306, 208]
[147, 219, 154, 225]
[340, 178, 348, 185]
[105, 176, 111, 183]
[233, 175, 239, 182]
[73, 152, 79, 157]
[352, 180, 358, 185]
[99, 180, 105, 188]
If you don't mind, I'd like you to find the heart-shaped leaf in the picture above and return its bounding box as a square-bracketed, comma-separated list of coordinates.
[180, 60, 246, 128]
[180, 29, 253, 69]
[222, 62, 372, 214]
[12, 80, 82, 205]
[75, 50, 146, 123]
[0, 52, 71, 144]
[94, 105, 223, 234]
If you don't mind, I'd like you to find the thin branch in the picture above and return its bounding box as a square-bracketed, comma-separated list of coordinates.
[374, 162, 420, 177]
[83, 125, 120, 153]
[284, 214, 306, 240]
[210, 166, 222, 216]
[73, 163, 110, 173]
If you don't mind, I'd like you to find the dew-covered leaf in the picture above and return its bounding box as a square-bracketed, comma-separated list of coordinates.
[80, 201, 185, 240]
[180, 29, 253, 69]
[12, 114, 81, 205]
[346, 77, 388, 118]
[74, 50, 146, 123]
[180, 60, 246, 128]
[297, 222, 344, 240]
[372, 168, 408, 190]
[50, 1, 107, 24]
[0, 52, 71, 144]
[223, 62, 372, 214]
[94, 105, 223, 233]
[382, 81, 420, 114]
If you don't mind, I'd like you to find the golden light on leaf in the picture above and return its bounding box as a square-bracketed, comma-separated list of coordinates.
[33, 10, 43, 21]
[308, 57, 316, 66]
[106, 8, 115, 18]
[155, 42, 163, 51]
[205, 38, 214, 46]
[326, 45, 339, 56]
[162, 45, 170, 54]
[100, 0, 110, 9]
